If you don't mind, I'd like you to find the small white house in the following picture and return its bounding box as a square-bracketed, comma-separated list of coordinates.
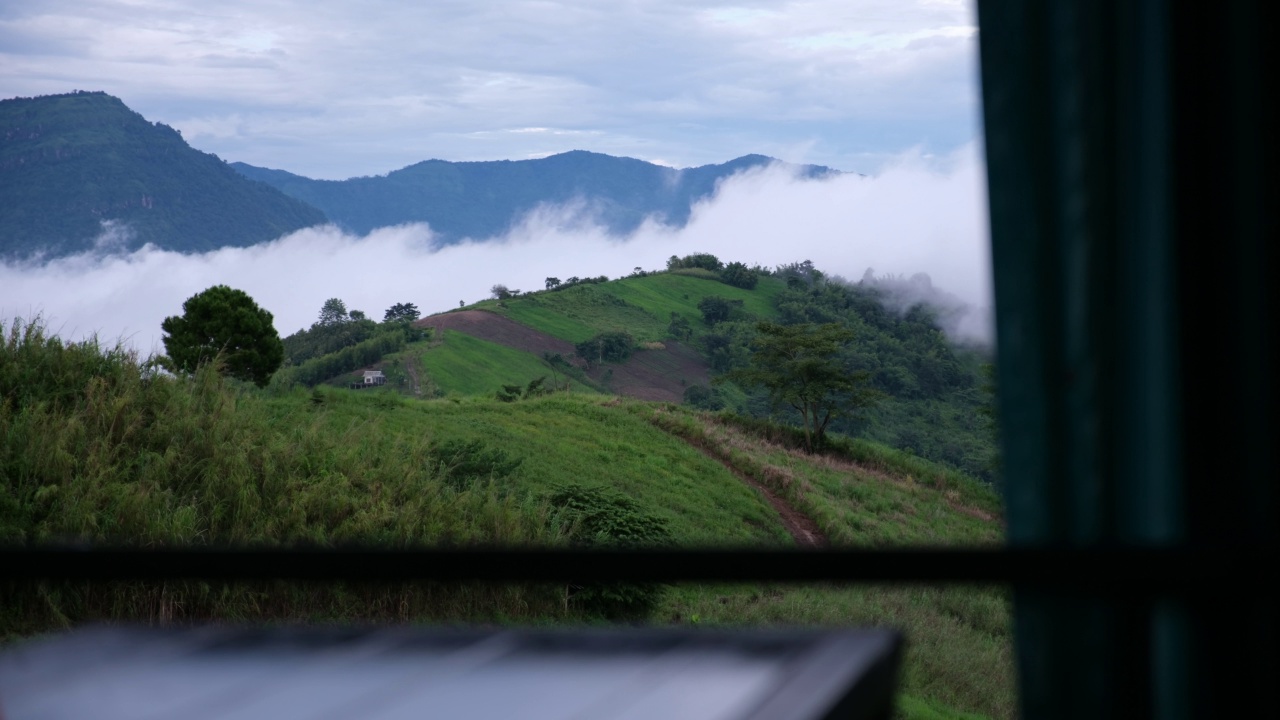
[362, 370, 386, 386]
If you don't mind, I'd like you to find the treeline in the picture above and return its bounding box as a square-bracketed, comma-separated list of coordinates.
[274, 324, 424, 388]
[665, 253, 760, 289]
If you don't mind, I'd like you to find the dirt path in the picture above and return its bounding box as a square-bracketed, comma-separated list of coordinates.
[677, 435, 828, 548]
[403, 351, 422, 397]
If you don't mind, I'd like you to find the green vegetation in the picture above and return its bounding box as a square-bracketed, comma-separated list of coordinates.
[467, 260, 994, 483]
[575, 330, 635, 364]
[0, 91, 326, 259]
[161, 285, 284, 388]
[2, 316, 1011, 718]
[419, 331, 594, 397]
[722, 322, 878, 451]
[548, 483, 673, 619]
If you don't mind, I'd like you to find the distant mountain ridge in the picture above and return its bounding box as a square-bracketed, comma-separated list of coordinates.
[231, 151, 841, 242]
[0, 91, 328, 259]
[0, 91, 843, 260]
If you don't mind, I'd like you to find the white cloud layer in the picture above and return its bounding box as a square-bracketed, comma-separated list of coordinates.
[0, 0, 980, 177]
[1, 145, 990, 355]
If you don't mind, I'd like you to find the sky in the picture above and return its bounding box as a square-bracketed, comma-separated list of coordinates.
[0, 0, 981, 179]
[0, 0, 989, 351]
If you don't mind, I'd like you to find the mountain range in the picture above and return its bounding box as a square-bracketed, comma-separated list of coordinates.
[1, 91, 841, 260]
[232, 150, 839, 241]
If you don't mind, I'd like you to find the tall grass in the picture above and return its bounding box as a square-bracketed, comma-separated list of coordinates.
[1, 318, 568, 637]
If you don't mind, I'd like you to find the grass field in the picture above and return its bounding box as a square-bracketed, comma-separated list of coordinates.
[606, 272, 785, 324]
[281, 392, 791, 547]
[478, 272, 785, 344]
[417, 330, 596, 397]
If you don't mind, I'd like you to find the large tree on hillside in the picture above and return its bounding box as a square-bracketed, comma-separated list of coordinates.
[721, 321, 877, 451]
[161, 285, 284, 387]
[383, 302, 420, 323]
[317, 298, 348, 326]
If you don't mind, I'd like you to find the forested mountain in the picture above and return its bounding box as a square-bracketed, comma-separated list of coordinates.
[0, 90, 839, 258]
[232, 151, 840, 241]
[0, 91, 327, 259]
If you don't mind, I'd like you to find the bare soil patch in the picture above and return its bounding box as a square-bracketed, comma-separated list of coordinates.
[416, 310, 576, 358]
[588, 341, 709, 403]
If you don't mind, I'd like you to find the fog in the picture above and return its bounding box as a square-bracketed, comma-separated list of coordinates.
[0, 144, 989, 355]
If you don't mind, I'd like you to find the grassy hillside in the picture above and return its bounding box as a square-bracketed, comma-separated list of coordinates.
[2, 317, 1012, 718]
[441, 260, 997, 484]
[417, 331, 595, 397]
[0, 91, 327, 258]
[476, 272, 785, 344]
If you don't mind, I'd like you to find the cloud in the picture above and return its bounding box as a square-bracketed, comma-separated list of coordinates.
[0, 144, 991, 354]
[0, 0, 980, 178]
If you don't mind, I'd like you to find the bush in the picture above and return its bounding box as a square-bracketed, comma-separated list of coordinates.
[429, 438, 523, 490]
[682, 384, 725, 411]
[666, 253, 724, 272]
[575, 331, 634, 364]
[547, 483, 671, 619]
[720, 261, 759, 290]
[697, 296, 745, 326]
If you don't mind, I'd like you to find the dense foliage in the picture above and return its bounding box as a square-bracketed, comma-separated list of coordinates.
[721, 322, 878, 450]
[547, 483, 672, 618]
[574, 331, 634, 364]
[729, 264, 997, 482]
[0, 91, 326, 259]
[161, 285, 284, 388]
[274, 325, 422, 388]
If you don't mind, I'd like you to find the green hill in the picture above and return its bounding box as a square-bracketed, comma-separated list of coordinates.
[384, 260, 997, 484]
[232, 150, 841, 241]
[2, 316, 1012, 718]
[0, 91, 327, 259]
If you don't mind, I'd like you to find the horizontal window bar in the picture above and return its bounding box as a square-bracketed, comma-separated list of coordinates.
[3, 547, 1273, 593]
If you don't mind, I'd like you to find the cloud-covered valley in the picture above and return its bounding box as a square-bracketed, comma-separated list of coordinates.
[1, 145, 989, 356]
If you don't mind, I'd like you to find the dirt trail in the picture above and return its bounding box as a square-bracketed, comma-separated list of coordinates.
[677, 436, 828, 548]
[403, 352, 422, 396]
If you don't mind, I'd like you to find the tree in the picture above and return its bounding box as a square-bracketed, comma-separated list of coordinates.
[348, 309, 367, 321]
[697, 295, 743, 326]
[720, 261, 759, 289]
[667, 312, 693, 341]
[667, 252, 723, 272]
[161, 285, 284, 387]
[318, 298, 347, 326]
[545, 277, 561, 290]
[491, 284, 512, 300]
[721, 321, 876, 451]
[575, 331, 634, 365]
[384, 302, 420, 323]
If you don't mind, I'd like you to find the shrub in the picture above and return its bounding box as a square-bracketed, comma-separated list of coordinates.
[667, 253, 724, 272]
[575, 331, 634, 364]
[428, 438, 523, 490]
[697, 296, 745, 326]
[547, 483, 671, 619]
[720, 261, 759, 290]
[682, 384, 724, 411]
